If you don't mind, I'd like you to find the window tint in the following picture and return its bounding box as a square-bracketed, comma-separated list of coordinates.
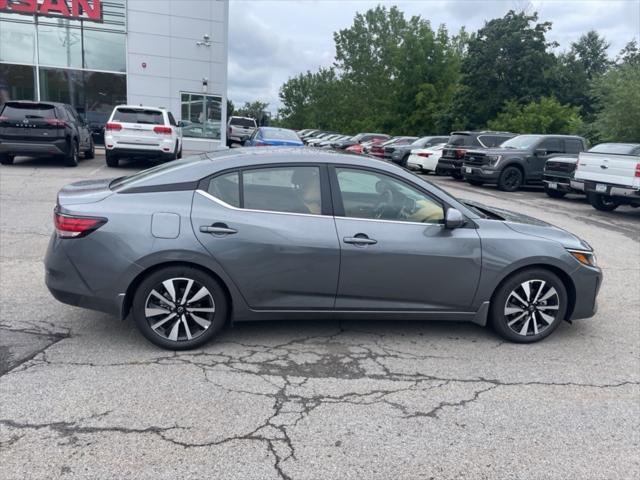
[539, 138, 563, 153]
[243, 167, 322, 215]
[261, 128, 300, 141]
[565, 139, 584, 154]
[112, 108, 164, 125]
[336, 168, 444, 224]
[479, 135, 509, 147]
[1, 103, 56, 120]
[208, 172, 240, 207]
[448, 134, 476, 147]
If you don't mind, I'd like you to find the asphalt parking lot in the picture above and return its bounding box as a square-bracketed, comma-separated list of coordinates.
[1, 152, 639, 480]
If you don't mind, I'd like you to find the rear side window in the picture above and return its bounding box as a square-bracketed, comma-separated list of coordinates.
[230, 118, 256, 128]
[448, 134, 476, 147]
[540, 138, 563, 153]
[243, 167, 321, 215]
[565, 139, 584, 154]
[1, 103, 56, 120]
[478, 135, 509, 147]
[208, 172, 240, 207]
[112, 108, 164, 125]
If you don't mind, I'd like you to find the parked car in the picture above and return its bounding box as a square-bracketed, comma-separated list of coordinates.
[347, 138, 388, 155]
[0, 100, 94, 167]
[46, 148, 601, 349]
[541, 143, 621, 199]
[389, 136, 450, 166]
[299, 129, 321, 140]
[104, 105, 182, 168]
[244, 127, 303, 147]
[439, 131, 516, 179]
[406, 144, 448, 173]
[462, 134, 587, 191]
[573, 143, 640, 211]
[318, 134, 350, 148]
[306, 133, 340, 146]
[331, 133, 390, 150]
[227, 116, 257, 146]
[368, 136, 417, 158]
[85, 111, 110, 146]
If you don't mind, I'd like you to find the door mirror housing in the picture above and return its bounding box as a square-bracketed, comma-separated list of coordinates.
[444, 208, 466, 229]
[535, 148, 547, 156]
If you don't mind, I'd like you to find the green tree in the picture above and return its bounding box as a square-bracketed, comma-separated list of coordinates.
[487, 97, 583, 134]
[236, 101, 270, 125]
[591, 62, 640, 142]
[450, 10, 557, 128]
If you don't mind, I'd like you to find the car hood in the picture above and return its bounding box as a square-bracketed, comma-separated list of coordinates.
[464, 200, 589, 250]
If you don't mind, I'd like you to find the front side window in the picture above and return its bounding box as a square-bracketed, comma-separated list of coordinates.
[335, 168, 444, 224]
[243, 167, 322, 215]
[539, 138, 563, 153]
[565, 139, 584, 154]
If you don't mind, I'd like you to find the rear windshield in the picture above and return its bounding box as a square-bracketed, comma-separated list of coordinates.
[589, 143, 640, 155]
[1, 103, 56, 120]
[447, 134, 478, 147]
[261, 128, 300, 141]
[109, 156, 201, 191]
[112, 108, 164, 125]
[230, 117, 256, 128]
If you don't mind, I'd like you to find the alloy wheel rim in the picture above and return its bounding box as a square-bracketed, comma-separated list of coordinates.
[505, 170, 521, 188]
[144, 277, 215, 342]
[504, 279, 559, 336]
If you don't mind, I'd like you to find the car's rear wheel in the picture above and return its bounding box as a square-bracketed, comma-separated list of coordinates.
[467, 179, 483, 186]
[587, 192, 619, 212]
[84, 138, 95, 159]
[106, 151, 119, 167]
[0, 154, 14, 165]
[544, 185, 566, 199]
[489, 268, 567, 343]
[65, 140, 79, 167]
[132, 266, 228, 350]
[498, 166, 523, 192]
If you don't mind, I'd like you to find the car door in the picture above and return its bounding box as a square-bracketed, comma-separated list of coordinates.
[330, 166, 482, 311]
[531, 137, 563, 180]
[66, 106, 90, 148]
[191, 164, 340, 309]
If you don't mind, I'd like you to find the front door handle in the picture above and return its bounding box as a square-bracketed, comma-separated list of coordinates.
[343, 234, 377, 246]
[200, 223, 237, 235]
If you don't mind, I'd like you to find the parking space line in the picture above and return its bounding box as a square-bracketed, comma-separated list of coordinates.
[88, 164, 106, 176]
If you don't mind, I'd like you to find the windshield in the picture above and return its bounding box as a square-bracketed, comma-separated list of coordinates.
[589, 143, 640, 155]
[501, 135, 543, 150]
[262, 128, 300, 141]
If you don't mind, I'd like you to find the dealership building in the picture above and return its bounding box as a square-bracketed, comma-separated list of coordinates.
[0, 0, 229, 149]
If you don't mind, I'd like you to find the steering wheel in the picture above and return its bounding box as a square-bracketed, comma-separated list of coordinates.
[373, 181, 397, 219]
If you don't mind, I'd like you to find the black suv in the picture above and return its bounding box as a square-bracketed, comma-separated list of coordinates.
[462, 134, 587, 192]
[0, 101, 94, 167]
[439, 131, 516, 179]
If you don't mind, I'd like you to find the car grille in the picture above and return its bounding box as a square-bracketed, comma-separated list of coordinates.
[545, 161, 576, 174]
[463, 152, 486, 166]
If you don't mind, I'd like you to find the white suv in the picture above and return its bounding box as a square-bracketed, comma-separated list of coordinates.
[104, 105, 182, 167]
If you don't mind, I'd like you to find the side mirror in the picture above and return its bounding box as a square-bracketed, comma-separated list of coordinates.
[445, 208, 466, 229]
[535, 148, 547, 156]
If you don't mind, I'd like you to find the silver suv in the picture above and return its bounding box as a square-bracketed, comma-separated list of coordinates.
[104, 105, 182, 167]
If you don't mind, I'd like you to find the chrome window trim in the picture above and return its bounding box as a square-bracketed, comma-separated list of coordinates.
[196, 189, 444, 227]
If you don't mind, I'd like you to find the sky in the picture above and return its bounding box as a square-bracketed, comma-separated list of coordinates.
[227, 0, 640, 112]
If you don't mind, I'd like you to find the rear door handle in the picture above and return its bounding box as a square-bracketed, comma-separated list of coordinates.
[200, 223, 237, 235]
[343, 234, 377, 245]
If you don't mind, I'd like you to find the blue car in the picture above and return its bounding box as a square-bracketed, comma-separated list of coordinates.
[244, 127, 303, 147]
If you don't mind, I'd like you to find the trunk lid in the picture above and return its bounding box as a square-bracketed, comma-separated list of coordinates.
[0, 102, 65, 141]
[57, 178, 115, 206]
[108, 107, 166, 147]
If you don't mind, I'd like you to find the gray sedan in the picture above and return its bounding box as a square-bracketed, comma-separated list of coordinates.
[45, 148, 602, 349]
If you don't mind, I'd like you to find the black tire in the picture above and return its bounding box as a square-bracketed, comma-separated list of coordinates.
[105, 151, 119, 167]
[489, 268, 568, 343]
[587, 192, 619, 212]
[544, 185, 566, 199]
[64, 140, 79, 167]
[84, 138, 95, 159]
[0, 154, 14, 165]
[177, 143, 183, 159]
[399, 154, 409, 167]
[451, 170, 463, 180]
[467, 179, 483, 187]
[132, 266, 229, 350]
[497, 166, 523, 192]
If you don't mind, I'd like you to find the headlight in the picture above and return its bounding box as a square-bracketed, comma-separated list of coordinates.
[487, 155, 502, 167]
[567, 249, 597, 267]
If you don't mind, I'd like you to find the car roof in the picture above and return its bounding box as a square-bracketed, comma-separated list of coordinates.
[114, 105, 166, 111]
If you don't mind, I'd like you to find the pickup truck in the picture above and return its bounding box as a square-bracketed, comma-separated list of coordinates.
[227, 116, 257, 146]
[573, 143, 640, 211]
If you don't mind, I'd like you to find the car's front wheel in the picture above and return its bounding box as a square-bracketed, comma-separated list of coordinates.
[132, 266, 228, 350]
[489, 268, 567, 343]
[497, 166, 523, 192]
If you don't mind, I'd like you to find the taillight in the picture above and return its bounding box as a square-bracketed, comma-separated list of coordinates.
[105, 122, 122, 131]
[455, 148, 466, 158]
[153, 125, 172, 134]
[54, 210, 106, 238]
[635, 163, 640, 178]
[417, 152, 432, 157]
[45, 118, 68, 128]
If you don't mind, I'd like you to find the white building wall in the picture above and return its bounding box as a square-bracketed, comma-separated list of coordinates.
[126, 0, 228, 151]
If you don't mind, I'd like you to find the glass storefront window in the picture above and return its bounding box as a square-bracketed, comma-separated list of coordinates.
[180, 93, 223, 140]
[83, 30, 126, 72]
[37, 22, 83, 69]
[0, 19, 36, 64]
[39, 67, 85, 106]
[84, 71, 126, 113]
[0, 64, 36, 103]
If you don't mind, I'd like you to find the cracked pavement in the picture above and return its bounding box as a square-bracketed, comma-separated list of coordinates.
[1, 155, 639, 479]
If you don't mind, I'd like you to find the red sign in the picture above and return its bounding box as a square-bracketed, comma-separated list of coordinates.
[0, 0, 103, 22]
